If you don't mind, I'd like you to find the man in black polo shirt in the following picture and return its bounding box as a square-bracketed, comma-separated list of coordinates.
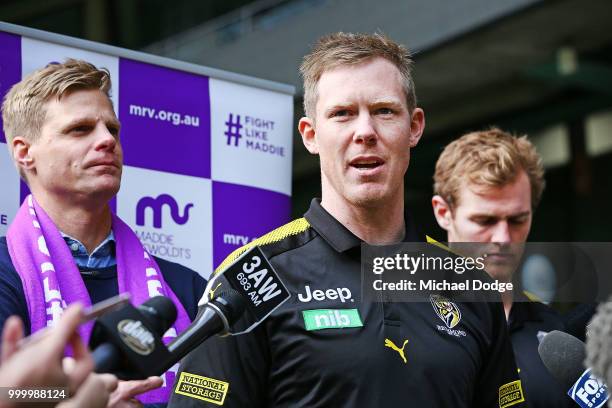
[169, 32, 523, 408]
[432, 128, 572, 407]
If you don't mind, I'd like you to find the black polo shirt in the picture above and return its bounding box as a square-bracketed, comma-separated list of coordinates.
[169, 199, 524, 408]
[509, 297, 573, 408]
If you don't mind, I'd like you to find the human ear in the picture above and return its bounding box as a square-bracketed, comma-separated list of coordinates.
[432, 195, 453, 231]
[298, 117, 319, 155]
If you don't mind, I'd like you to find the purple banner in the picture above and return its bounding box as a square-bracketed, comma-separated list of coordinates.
[212, 182, 291, 268]
[118, 58, 211, 178]
[0, 32, 21, 144]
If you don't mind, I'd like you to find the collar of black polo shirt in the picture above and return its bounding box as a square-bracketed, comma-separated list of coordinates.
[304, 198, 422, 253]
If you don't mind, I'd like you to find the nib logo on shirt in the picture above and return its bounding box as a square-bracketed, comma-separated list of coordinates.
[302, 309, 363, 331]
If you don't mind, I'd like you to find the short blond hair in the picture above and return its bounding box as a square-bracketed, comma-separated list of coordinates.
[2, 58, 111, 147]
[434, 128, 545, 210]
[300, 32, 416, 119]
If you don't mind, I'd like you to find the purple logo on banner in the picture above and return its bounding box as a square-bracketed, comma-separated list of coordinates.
[119, 59, 211, 178]
[0, 31, 21, 144]
[212, 181, 290, 267]
[136, 194, 193, 229]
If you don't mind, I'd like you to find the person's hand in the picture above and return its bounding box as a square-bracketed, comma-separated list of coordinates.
[106, 377, 164, 408]
[0, 306, 162, 408]
[0, 304, 92, 393]
[56, 373, 118, 408]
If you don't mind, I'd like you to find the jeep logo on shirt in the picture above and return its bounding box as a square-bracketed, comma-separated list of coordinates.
[297, 285, 353, 303]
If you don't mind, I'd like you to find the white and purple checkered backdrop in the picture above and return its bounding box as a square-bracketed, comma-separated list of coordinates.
[0, 24, 294, 278]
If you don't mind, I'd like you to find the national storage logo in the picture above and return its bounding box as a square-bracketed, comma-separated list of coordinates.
[499, 380, 525, 408]
[224, 113, 285, 157]
[174, 372, 229, 405]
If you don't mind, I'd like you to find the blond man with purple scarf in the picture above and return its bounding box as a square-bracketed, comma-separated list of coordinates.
[0, 59, 206, 407]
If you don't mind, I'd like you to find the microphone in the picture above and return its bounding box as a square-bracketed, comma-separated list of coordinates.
[199, 246, 290, 335]
[539, 330, 609, 408]
[90, 245, 289, 379]
[90, 291, 247, 379]
[90, 296, 177, 376]
[162, 290, 246, 370]
[586, 300, 612, 392]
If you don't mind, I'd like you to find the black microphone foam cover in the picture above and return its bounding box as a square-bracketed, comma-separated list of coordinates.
[212, 289, 247, 326]
[538, 330, 586, 391]
[138, 296, 177, 337]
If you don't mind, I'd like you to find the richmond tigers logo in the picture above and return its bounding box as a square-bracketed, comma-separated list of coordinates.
[430, 294, 462, 329]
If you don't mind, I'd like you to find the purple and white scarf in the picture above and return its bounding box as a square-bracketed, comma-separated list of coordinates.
[7, 195, 191, 404]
